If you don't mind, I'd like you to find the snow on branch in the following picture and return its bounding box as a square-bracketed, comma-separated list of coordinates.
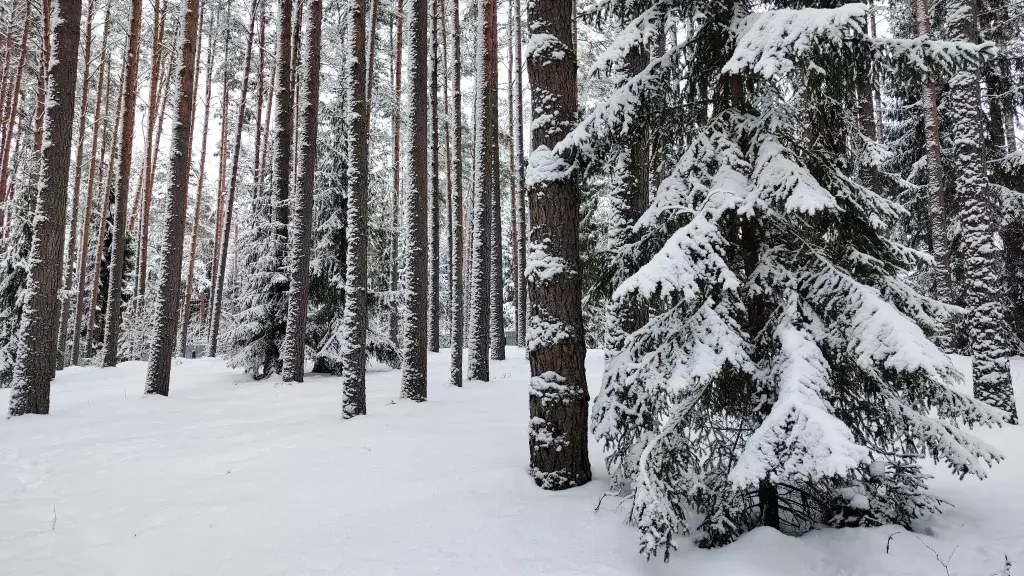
[724, 4, 868, 78]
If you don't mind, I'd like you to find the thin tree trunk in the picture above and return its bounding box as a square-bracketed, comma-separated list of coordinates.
[913, 0, 954, 330]
[210, 0, 260, 359]
[507, 6, 518, 348]
[401, 0, 429, 401]
[101, 0, 143, 367]
[468, 0, 494, 381]
[341, 0, 370, 414]
[485, 0, 504, 361]
[525, 0, 591, 489]
[427, 0, 440, 352]
[57, 0, 96, 368]
[283, 0, 322, 383]
[0, 0, 30, 219]
[449, 0, 464, 387]
[208, 27, 230, 344]
[7, 0, 82, 416]
[88, 59, 124, 357]
[145, 0, 201, 396]
[180, 8, 218, 355]
[390, 0, 403, 345]
[512, 0, 525, 345]
[72, 6, 113, 365]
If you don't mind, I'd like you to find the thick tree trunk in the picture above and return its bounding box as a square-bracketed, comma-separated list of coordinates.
[7, 0, 81, 416]
[946, 0, 1018, 421]
[467, 0, 494, 381]
[427, 0, 440, 353]
[485, 0, 504, 361]
[145, 0, 201, 396]
[101, 0, 143, 367]
[448, 0, 464, 387]
[401, 0, 429, 401]
[180, 14, 219, 356]
[210, 0, 260, 363]
[282, 0, 322, 383]
[57, 0, 96, 369]
[525, 0, 591, 489]
[341, 0, 369, 415]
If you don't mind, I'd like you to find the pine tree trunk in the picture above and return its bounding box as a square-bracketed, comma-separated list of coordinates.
[207, 28, 230, 351]
[282, 0, 321, 383]
[427, 0, 441, 353]
[71, 0, 113, 365]
[401, 0, 429, 401]
[102, 0, 143, 367]
[211, 0, 260, 363]
[603, 45, 649, 357]
[525, 0, 591, 489]
[390, 0, 403, 346]
[507, 10, 518, 348]
[57, 0, 97, 369]
[914, 0, 954, 331]
[145, 0, 200, 396]
[485, 0, 504, 361]
[180, 14, 219, 356]
[449, 0, 464, 387]
[0, 0, 30, 224]
[468, 0, 493, 381]
[440, 0, 452, 348]
[88, 60, 124, 357]
[135, 0, 167, 300]
[946, 0, 1018, 422]
[7, 0, 81, 416]
[341, 0, 370, 415]
[512, 0, 526, 346]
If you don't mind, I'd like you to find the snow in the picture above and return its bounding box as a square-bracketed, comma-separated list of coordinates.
[1, 350, 1023, 575]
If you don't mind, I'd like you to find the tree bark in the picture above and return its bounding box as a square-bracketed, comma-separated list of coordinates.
[71, 0, 113, 365]
[427, 0, 441, 353]
[401, 0, 429, 401]
[210, 0, 260, 361]
[145, 0, 201, 396]
[283, 0, 322, 383]
[57, 0, 96, 369]
[485, 0, 504, 361]
[946, 0, 1018, 421]
[101, 0, 143, 367]
[449, 0, 464, 387]
[467, 0, 494, 381]
[7, 0, 81, 416]
[525, 0, 591, 489]
[512, 0, 526, 346]
[180, 11, 219, 356]
[390, 0, 403, 345]
[341, 0, 370, 414]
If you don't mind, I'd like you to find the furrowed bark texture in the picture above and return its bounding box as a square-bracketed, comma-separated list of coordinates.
[449, 0, 464, 387]
[102, 0, 143, 368]
[145, 0, 200, 396]
[525, 0, 591, 489]
[283, 0, 322, 383]
[467, 0, 493, 381]
[401, 0, 429, 401]
[341, 0, 369, 416]
[8, 0, 82, 415]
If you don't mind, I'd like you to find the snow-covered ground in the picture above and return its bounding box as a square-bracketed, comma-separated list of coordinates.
[1, 349, 1021, 576]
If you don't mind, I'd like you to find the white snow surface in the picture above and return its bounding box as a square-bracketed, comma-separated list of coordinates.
[1, 350, 1022, 575]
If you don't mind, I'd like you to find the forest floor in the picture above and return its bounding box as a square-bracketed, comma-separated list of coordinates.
[0, 348, 1022, 576]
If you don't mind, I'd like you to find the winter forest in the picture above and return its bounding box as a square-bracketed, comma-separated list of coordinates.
[1, 0, 1024, 570]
